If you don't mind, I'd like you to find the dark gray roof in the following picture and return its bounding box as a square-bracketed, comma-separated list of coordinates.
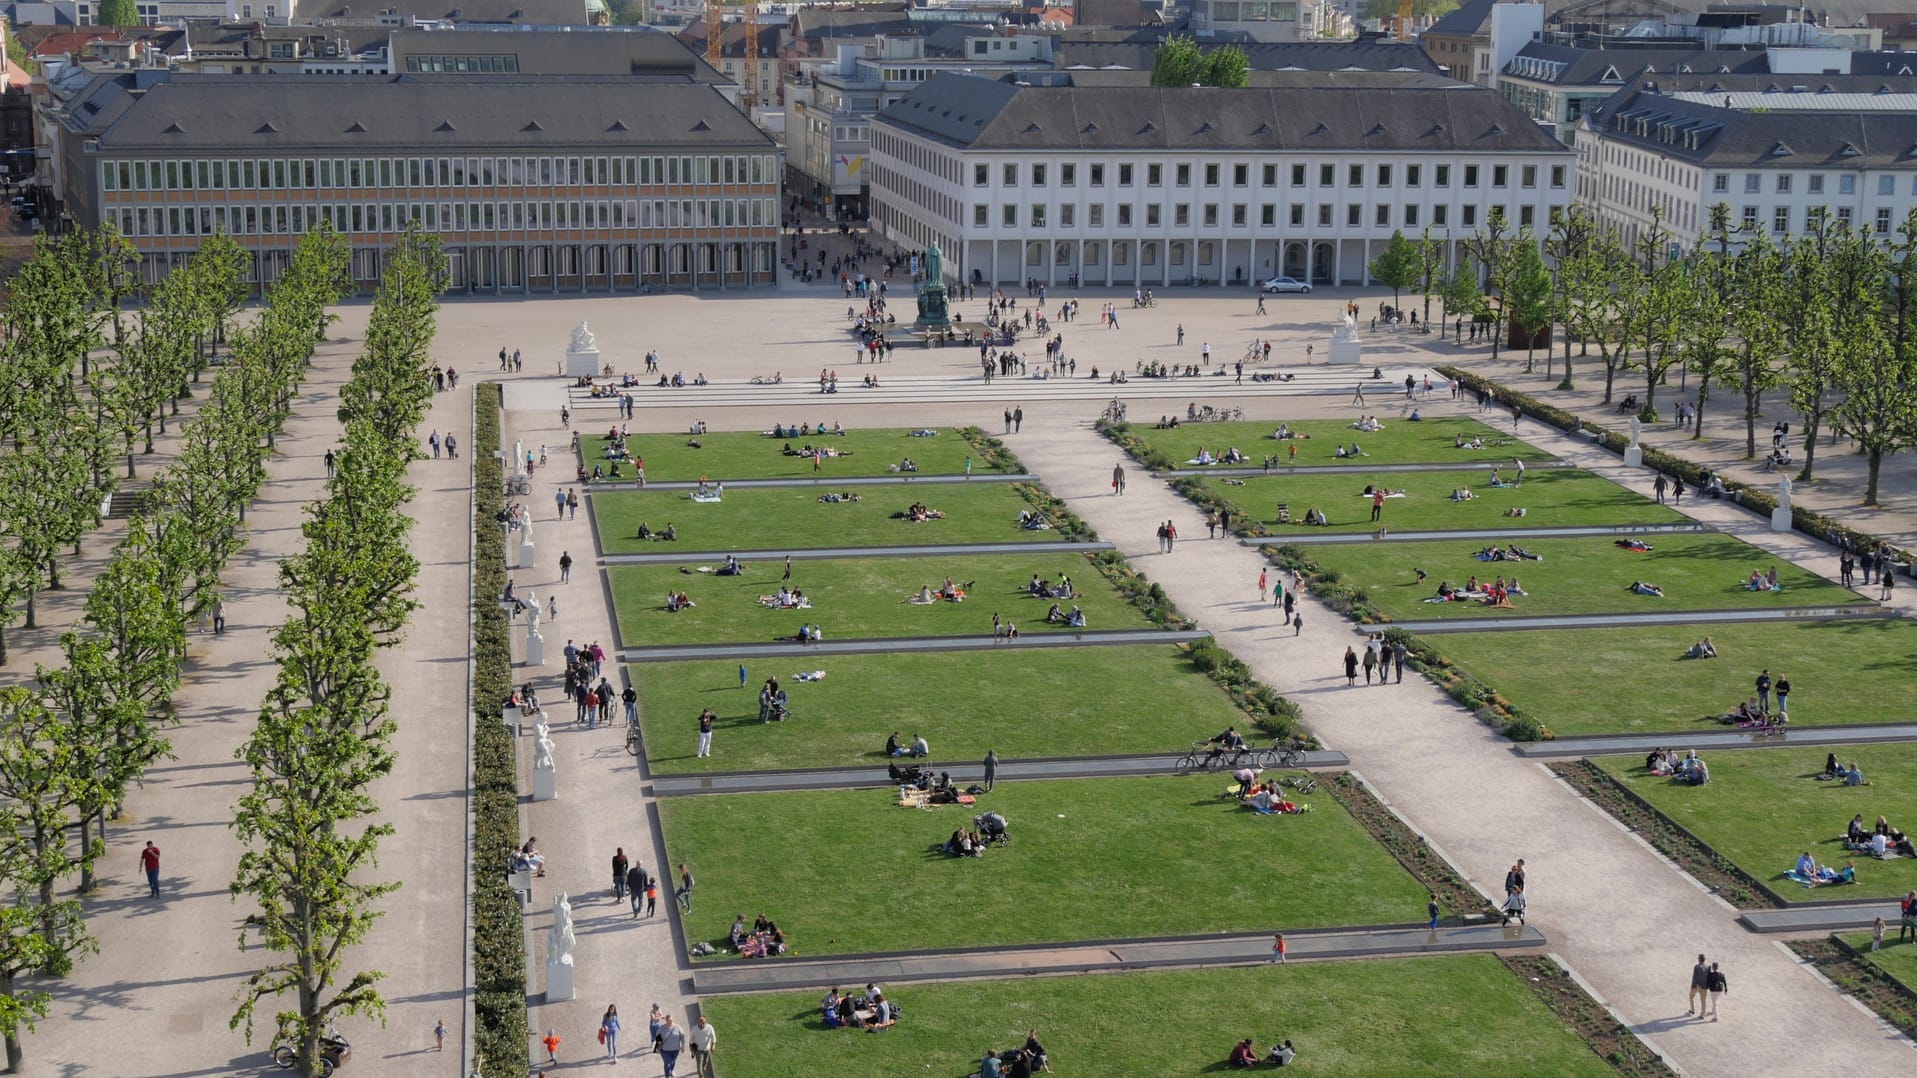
[1584, 72, 1917, 168]
[391, 27, 727, 80]
[1504, 43, 1771, 85]
[877, 71, 1568, 153]
[922, 24, 1001, 58]
[1056, 39, 1442, 75]
[1425, 0, 1497, 38]
[70, 73, 772, 151]
[294, 0, 593, 22]
[791, 8, 914, 42]
[183, 21, 392, 57]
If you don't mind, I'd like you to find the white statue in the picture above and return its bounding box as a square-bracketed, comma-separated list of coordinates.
[525, 590, 540, 632]
[569, 321, 597, 352]
[1333, 311, 1359, 342]
[1628, 415, 1642, 449]
[549, 893, 576, 961]
[534, 717, 551, 741]
[513, 439, 525, 478]
[1778, 473, 1793, 513]
[533, 731, 556, 772]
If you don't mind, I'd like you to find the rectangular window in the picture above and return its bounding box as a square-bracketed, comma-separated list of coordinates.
[1712, 174, 1729, 193]
[1879, 176, 1896, 196]
[1376, 164, 1392, 187]
[1462, 205, 1477, 227]
[1003, 163, 1017, 187]
[165, 161, 179, 190]
[1877, 207, 1893, 233]
[1204, 204, 1219, 227]
[1837, 206, 1853, 225]
[1119, 164, 1134, 186]
[1259, 204, 1274, 226]
[1233, 204, 1247, 226]
[1174, 204, 1190, 227]
[1089, 204, 1103, 226]
[1291, 164, 1305, 187]
[1840, 174, 1856, 195]
[1807, 174, 1823, 195]
[1433, 205, 1448, 227]
[1318, 205, 1332, 226]
[1348, 164, 1362, 188]
[1745, 174, 1761, 193]
[1492, 165, 1507, 188]
[1550, 164, 1565, 188]
[1003, 205, 1017, 227]
[1773, 174, 1791, 194]
[974, 204, 988, 227]
[1148, 164, 1163, 186]
[1261, 164, 1276, 187]
[1176, 164, 1191, 187]
[1774, 206, 1791, 232]
[1404, 204, 1420, 227]
[1061, 164, 1075, 187]
[1435, 165, 1450, 187]
[1147, 204, 1161, 226]
[1319, 164, 1333, 187]
[1520, 164, 1536, 188]
[1207, 163, 1221, 187]
[1089, 164, 1104, 186]
[1742, 205, 1759, 228]
[1519, 206, 1534, 228]
[1407, 164, 1421, 187]
[975, 164, 989, 187]
[1376, 204, 1390, 226]
[1032, 163, 1046, 187]
[1059, 204, 1073, 227]
[1117, 204, 1132, 226]
[376, 159, 389, 188]
[1347, 204, 1361, 227]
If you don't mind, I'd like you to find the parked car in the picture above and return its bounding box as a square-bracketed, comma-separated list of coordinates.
[1260, 276, 1311, 294]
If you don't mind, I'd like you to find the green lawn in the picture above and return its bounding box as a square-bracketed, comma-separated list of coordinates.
[1305, 534, 1861, 620]
[1123, 416, 1556, 469]
[611, 552, 1149, 645]
[594, 482, 1056, 554]
[635, 645, 1248, 774]
[701, 957, 1612, 1076]
[1204, 467, 1684, 534]
[1594, 747, 1917, 901]
[1842, 932, 1917, 994]
[660, 775, 1429, 957]
[1434, 619, 1917, 735]
[585, 427, 1001, 482]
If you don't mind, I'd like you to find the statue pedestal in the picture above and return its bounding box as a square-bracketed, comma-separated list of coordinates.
[506, 540, 523, 570]
[519, 533, 536, 569]
[544, 954, 575, 1002]
[525, 629, 545, 667]
[1771, 506, 1792, 533]
[533, 765, 557, 802]
[501, 705, 517, 731]
[1622, 447, 1643, 468]
[565, 345, 600, 379]
[1328, 337, 1362, 365]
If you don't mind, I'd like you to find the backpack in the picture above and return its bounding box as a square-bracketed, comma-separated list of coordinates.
[1707, 970, 1726, 993]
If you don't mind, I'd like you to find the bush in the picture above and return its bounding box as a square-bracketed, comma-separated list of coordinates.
[470, 383, 528, 1074]
[1093, 419, 1177, 472]
[1010, 482, 1097, 542]
[957, 426, 1024, 473]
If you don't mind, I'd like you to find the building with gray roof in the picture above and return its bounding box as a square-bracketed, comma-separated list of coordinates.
[49, 71, 779, 292]
[869, 70, 1571, 287]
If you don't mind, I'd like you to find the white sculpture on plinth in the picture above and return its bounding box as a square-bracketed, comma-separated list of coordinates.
[533, 730, 555, 773]
[513, 439, 525, 478]
[545, 892, 577, 1001]
[565, 321, 602, 378]
[1328, 311, 1362, 365]
[532, 720, 558, 801]
[1623, 415, 1645, 468]
[570, 322, 597, 352]
[1772, 473, 1794, 532]
[1628, 416, 1642, 449]
[1333, 312, 1360, 343]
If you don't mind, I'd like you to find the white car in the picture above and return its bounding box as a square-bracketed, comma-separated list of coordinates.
[1260, 276, 1311, 294]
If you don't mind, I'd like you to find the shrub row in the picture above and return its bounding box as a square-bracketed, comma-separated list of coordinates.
[1084, 549, 1191, 630]
[469, 383, 529, 1075]
[1092, 418, 1178, 472]
[1265, 544, 1545, 742]
[1009, 481, 1098, 542]
[956, 425, 1024, 473]
[1437, 366, 1913, 572]
[1168, 477, 1275, 540]
[1183, 636, 1307, 743]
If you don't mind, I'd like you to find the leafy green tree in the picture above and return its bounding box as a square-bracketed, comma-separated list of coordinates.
[96, 0, 139, 26]
[1629, 221, 1690, 419]
[1368, 230, 1420, 310]
[1680, 235, 1738, 442]
[1437, 261, 1483, 340]
[1463, 209, 1513, 359]
[1829, 210, 1917, 504]
[1723, 221, 1787, 459]
[1500, 235, 1554, 373]
[1415, 226, 1446, 325]
[1151, 36, 1249, 87]
[1201, 45, 1250, 89]
[1784, 212, 1871, 482]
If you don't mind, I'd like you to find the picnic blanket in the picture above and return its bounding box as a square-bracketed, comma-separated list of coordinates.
[690, 492, 723, 504]
[793, 670, 826, 681]
[1785, 868, 1855, 888]
[1352, 491, 1407, 499]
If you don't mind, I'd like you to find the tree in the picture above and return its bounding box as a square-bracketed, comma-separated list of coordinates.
[1200, 45, 1250, 89]
[1630, 217, 1691, 418]
[1150, 36, 1248, 87]
[96, 0, 139, 26]
[1499, 236, 1554, 374]
[1829, 211, 1917, 504]
[1415, 226, 1446, 325]
[1368, 230, 1420, 310]
[1784, 213, 1870, 483]
[1463, 209, 1513, 359]
[1437, 261, 1483, 340]
[1724, 222, 1787, 459]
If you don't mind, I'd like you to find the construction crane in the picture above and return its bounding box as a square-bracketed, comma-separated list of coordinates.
[1396, 0, 1414, 37]
[705, 0, 722, 69]
[742, 0, 760, 108]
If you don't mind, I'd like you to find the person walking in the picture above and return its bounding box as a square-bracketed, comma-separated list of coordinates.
[738, 663, 748, 689]
[1873, 916, 1887, 952]
[1112, 463, 1125, 495]
[601, 1005, 622, 1063]
[1705, 962, 1727, 1020]
[626, 862, 649, 918]
[445, 433, 458, 458]
[140, 840, 161, 897]
[983, 748, 999, 791]
[1882, 567, 1897, 603]
[1292, 611, 1303, 637]
[657, 1016, 686, 1077]
[1258, 569, 1268, 602]
[676, 863, 696, 912]
[1271, 932, 1287, 964]
[1156, 521, 1169, 554]
[1504, 860, 1526, 898]
[434, 1018, 446, 1052]
[645, 873, 660, 918]
[1013, 406, 1023, 433]
[697, 710, 714, 757]
[323, 449, 337, 479]
[1165, 520, 1176, 551]
[1343, 646, 1359, 686]
[211, 595, 227, 635]
[555, 489, 567, 518]
[1672, 475, 1685, 504]
[1003, 407, 1013, 434]
[1352, 382, 1366, 406]
[567, 489, 579, 519]
[1653, 473, 1667, 503]
[542, 1029, 562, 1066]
[559, 551, 573, 584]
[1392, 640, 1408, 683]
[560, 405, 571, 430]
[1427, 894, 1440, 930]
[690, 1015, 717, 1075]
[782, 555, 793, 581]
[1176, 323, 1185, 345]
[612, 848, 630, 901]
[1687, 954, 1710, 1016]
[430, 430, 442, 458]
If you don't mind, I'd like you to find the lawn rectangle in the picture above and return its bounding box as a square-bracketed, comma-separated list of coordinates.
[594, 482, 1055, 554]
[635, 645, 1250, 774]
[660, 774, 1430, 957]
[586, 426, 999, 482]
[1842, 931, 1917, 994]
[1305, 534, 1861, 620]
[1594, 746, 1917, 901]
[1119, 415, 1556, 469]
[1433, 619, 1917, 735]
[701, 957, 1612, 1076]
[610, 552, 1149, 645]
[1198, 467, 1683, 534]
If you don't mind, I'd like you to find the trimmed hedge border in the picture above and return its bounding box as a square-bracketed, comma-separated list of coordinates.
[469, 383, 528, 1075]
[1552, 761, 1777, 909]
[1437, 366, 1913, 572]
[1093, 418, 1177, 473]
[956, 425, 1022, 473]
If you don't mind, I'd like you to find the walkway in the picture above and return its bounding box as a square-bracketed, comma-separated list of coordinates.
[1158, 460, 1569, 479]
[596, 472, 1034, 491]
[621, 628, 1208, 663]
[650, 749, 1352, 797]
[1516, 723, 1917, 759]
[691, 923, 1547, 995]
[1740, 905, 1905, 934]
[1390, 605, 1891, 635]
[1247, 521, 1714, 545]
[601, 539, 1112, 565]
[1007, 413, 1915, 1075]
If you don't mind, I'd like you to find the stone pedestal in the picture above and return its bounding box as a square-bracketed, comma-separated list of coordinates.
[1623, 447, 1643, 468]
[1771, 506, 1792, 533]
[533, 764, 557, 801]
[519, 532, 536, 569]
[565, 345, 600, 378]
[544, 954, 575, 1002]
[506, 540, 523, 570]
[1328, 337, 1362, 365]
[501, 704, 517, 730]
[525, 629, 545, 667]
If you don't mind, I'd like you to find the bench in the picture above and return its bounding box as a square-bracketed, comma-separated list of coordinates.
[1573, 427, 1601, 443]
[507, 868, 534, 907]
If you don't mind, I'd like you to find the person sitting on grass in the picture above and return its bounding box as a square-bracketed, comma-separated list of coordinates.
[1065, 605, 1086, 628]
[1629, 580, 1665, 597]
[909, 584, 935, 605]
[1230, 1039, 1258, 1068]
[1685, 637, 1719, 659]
[1303, 507, 1328, 526]
[908, 734, 929, 758]
[1450, 488, 1475, 502]
[1046, 603, 1065, 624]
[1266, 1040, 1297, 1067]
[1846, 762, 1868, 786]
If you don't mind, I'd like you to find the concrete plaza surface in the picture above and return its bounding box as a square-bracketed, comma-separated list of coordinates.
[14, 277, 1913, 1077]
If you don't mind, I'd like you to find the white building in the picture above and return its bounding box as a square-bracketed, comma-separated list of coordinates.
[868, 70, 1574, 287]
[1192, 0, 1306, 43]
[1574, 72, 1917, 250]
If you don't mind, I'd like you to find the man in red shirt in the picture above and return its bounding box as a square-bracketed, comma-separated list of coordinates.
[140, 841, 161, 897]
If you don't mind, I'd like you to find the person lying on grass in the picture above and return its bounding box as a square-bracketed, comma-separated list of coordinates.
[1685, 637, 1719, 659]
[895, 502, 945, 522]
[818, 491, 862, 503]
[1629, 580, 1665, 597]
[1616, 538, 1654, 552]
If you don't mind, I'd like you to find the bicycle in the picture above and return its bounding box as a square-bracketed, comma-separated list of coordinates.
[1255, 739, 1311, 770]
[1176, 741, 1253, 774]
[625, 726, 642, 756]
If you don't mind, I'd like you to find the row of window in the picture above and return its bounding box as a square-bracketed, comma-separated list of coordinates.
[1713, 171, 1917, 198]
[969, 160, 1569, 192]
[1735, 204, 1891, 234]
[99, 154, 780, 194]
[107, 198, 781, 240]
[964, 199, 1540, 231]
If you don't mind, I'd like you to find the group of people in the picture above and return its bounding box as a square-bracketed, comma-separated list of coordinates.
[973, 1031, 1051, 1077]
[1823, 754, 1869, 787]
[1842, 811, 1915, 858]
[1045, 603, 1086, 627]
[1189, 446, 1250, 466]
[1472, 543, 1541, 562]
[730, 913, 789, 958]
[820, 984, 897, 1031]
[1646, 748, 1709, 785]
[897, 502, 946, 523]
[1341, 634, 1409, 686]
[769, 421, 847, 439]
[663, 590, 696, 613]
[1744, 567, 1782, 592]
[760, 586, 811, 610]
[905, 579, 967, 604]
[1227, 1038, 1298, 1068]
[1790, 850, 1856, 888]
[634, 521, 678, 542]
[756, 678, 790, 723]
[1427, 577, 1522, 607]
[1238, 772, 1308, 816]
[1682, 637, 1719, 659]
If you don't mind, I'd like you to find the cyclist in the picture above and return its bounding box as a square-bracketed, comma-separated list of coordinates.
[1204, 726, 1247, 767]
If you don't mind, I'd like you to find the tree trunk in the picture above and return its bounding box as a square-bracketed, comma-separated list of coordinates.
[4, 994, 23, 1073]
[1692, 388, 1708, 441]
[1743, 388, 1759, 460]
[79, 815, 96, 893]
[24, 591, 35, 630]
[1866, 449, 1883, 506]
[1602, 362, 1616, 403]
[1797, 410, 1823, 481]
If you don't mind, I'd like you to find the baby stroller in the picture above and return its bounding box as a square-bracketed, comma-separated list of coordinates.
[974, 812, 1010, 847]
[888, 763, 928, 786]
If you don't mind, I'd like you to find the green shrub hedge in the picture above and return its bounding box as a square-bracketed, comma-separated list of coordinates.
[957, 426, 1024, 473]
[469, 383, 528, 1074]
[1093, 418, 1177, 472]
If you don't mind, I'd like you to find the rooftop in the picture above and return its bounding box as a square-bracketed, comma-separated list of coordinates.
[1585, 71, 1917, 167]
[1055, 39, 1444, 75]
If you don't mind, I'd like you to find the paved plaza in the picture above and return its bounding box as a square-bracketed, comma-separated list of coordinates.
[15, 280, 1917, 1076]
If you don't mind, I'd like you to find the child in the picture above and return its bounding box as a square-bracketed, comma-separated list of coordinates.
[1272, 932, 1287, 964]
[1874, 916, 1887, 952]
[542, 1028, 561, 1065]
[434, 1018, 446, 1052]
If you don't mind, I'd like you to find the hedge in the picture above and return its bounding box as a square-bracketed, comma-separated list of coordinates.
[1438, 367, 1912, 573]
[1093, 418, 1178, 472]
[469, 383, 528, 1074]
[956, 425, 1024, 473]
